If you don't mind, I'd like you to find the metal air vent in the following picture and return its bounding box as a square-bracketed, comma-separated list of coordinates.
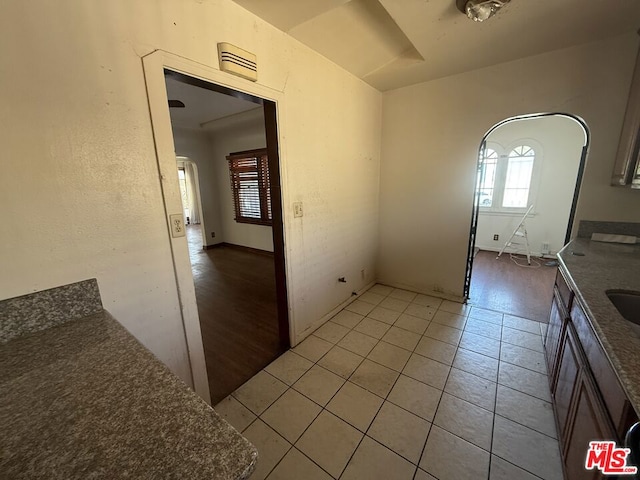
[217, 43, 257, 82]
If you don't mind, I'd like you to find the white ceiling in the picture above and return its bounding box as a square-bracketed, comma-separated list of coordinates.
[233, 0, 640, 91]
[164, 76, 261, 129]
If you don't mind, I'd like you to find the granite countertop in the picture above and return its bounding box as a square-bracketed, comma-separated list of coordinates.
[0, 310, 257, 479]
[558, 238, 640, 415]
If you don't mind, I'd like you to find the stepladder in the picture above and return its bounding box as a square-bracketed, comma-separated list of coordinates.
[496, 205, 535, 265]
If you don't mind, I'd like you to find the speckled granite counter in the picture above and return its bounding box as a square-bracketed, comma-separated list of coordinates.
[558, 238, 640, 415]
[0, 282, 257, 479]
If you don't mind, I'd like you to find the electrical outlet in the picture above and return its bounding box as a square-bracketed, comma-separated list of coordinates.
[542, 242, 550, 254]
[361, 269, 366, 280]
[211, 232, 216, 238]
[169, 214, 185, 238]
[293, 201, 303, 218]
[493, 234, 499, 241]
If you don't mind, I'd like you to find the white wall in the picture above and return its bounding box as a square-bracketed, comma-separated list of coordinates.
[379, 33, 640, 300]
[476, 116, 586, 256]
[207, 108, 274, 252]
[172, 127, 224, 248]
[0, 0, 382, 384]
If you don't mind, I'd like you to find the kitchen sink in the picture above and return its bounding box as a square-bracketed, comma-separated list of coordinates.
[606, 290, 640, 325]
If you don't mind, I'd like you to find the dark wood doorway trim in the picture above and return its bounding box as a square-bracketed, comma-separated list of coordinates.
[264, 101, 290, 350]
[165, 68, 290, 351]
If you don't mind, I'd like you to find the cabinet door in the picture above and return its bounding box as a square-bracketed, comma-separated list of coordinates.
[554, 323, 581, 442]
[545, 292, 565, 389]
[571, 300, 637, 439]
[564, 370, 617, 480]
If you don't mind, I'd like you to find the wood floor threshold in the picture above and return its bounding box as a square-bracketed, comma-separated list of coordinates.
[203, 242, 274, 257]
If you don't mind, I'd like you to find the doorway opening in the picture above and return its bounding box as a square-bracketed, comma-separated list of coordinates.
[176, 158, 204, 231]
[164, 69, 290, 404]
[464, 113, 589, 322]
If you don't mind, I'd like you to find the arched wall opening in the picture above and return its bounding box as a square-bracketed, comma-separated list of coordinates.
[176, 156, 207, 248]
[464, 113, 590, 299]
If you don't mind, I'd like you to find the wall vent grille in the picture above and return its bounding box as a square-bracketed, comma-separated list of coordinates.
[217, 43, 257, 82]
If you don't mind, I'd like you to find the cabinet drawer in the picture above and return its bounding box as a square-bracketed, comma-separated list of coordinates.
[556, 269, 573, 312]
[570, 301, 632, 438]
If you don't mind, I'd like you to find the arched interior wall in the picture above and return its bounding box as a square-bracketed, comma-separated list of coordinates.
[378, 33, 640, 299]
[476, 115, 586, 256]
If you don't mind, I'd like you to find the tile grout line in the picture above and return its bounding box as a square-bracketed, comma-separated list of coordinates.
[494, 411, 559, 441]
[324, 286, 398, 479]
[333, 295, 422, 479]
[269, 350, 360, 479]
[248, 329, 549, 438]
[419, 308, 501, 479]
[486, 321, 503, 480]
[414, 337, 461, 478]
[490, 450, 548, 480]
[257, 340, 357, 479]
[404, 300, 476, 476]
[296, 289, 439, 476]
[260, 292, 404, 480]
[354, 288, 557, 478]
[230, 284, 557, 480]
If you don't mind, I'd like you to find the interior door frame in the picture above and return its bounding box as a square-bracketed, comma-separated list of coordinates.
[142, 50, 292, 403]
[463, 112, 590, 299]
[176, 157, 207, 246]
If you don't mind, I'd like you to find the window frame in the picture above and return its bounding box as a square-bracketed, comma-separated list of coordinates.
[478, 141, 542, 215]
[226, 148, 272, 226]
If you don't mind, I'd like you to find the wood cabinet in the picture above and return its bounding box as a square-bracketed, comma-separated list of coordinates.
[555, 323, 617, 480]
[545, 268, 638, 480]
[555, 323, 583, 441]
[545, 270, 572, 390]
[546, 296, 564, 386]
[564, 359, 616, 480]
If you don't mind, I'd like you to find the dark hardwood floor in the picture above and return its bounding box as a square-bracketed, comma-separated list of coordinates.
[469, 250, 557, 323]
[186, 225, 282, 404]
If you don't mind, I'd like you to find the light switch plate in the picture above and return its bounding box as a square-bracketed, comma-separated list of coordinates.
[293, 202, 303, 218]
[169, 214, 186, 238]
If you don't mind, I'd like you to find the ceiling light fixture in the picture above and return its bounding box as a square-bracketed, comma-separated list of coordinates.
[456, 0, 510, 22]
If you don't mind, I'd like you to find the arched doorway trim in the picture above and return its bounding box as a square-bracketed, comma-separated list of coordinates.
[463, 113, 590, 299]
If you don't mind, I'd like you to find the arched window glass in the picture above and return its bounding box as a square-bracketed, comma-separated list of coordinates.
[478, 148, 498, 207]
[503, 146, 535, 208]
[478, 144, 537, 212]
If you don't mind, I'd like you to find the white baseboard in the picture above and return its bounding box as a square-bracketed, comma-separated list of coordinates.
[374, 279, 465, 304]
[475, 246, 558, 259]
[293, 280, 376, 346]
[476, 245, 540, 257]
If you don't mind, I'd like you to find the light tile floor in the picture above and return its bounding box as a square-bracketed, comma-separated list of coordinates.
[215, 284, 564, 480]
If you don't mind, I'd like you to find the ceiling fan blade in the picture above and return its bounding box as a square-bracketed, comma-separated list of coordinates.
[168, 100, 185, 108]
